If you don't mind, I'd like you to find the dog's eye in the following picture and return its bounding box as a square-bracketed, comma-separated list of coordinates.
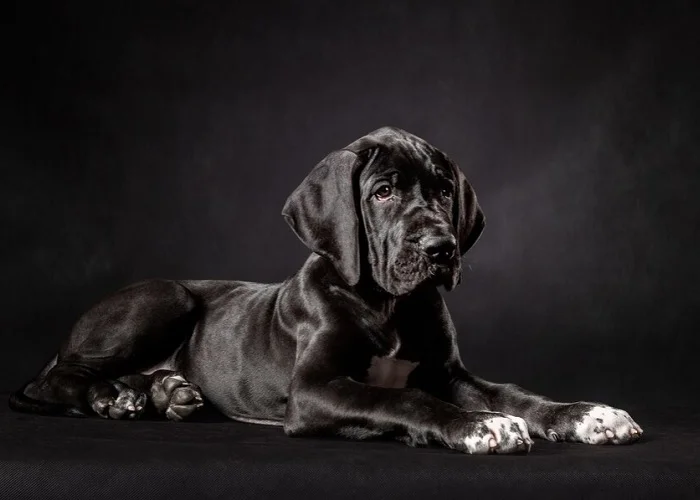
[440, 188, 452, 198]
[374, 185, 393, 200]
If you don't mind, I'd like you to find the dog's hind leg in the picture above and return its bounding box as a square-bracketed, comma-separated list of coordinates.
[14, 362, 148, 419]
[16, 367, 204, 421]
[10, 279, 200, 419]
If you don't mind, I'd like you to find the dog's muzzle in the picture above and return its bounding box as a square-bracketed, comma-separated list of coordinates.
[419, 234, 457, 266]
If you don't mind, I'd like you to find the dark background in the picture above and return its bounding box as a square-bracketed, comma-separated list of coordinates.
[3, 0, 699, 415]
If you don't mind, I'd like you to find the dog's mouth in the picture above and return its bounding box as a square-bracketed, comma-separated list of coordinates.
[428, 262, 454, 280]
[389, 251, 459, 294]
[427, 262, 460, 290]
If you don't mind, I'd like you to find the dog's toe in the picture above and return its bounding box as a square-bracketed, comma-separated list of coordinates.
[548, 403, 643, 445]
[164, 386, 204, 421]
[93, 388, 147, 420]
[150, 371, 204, 421]
[460, 413, 533, 455]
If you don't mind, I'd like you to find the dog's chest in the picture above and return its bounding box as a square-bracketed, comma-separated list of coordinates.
[365, 349, 420, 389]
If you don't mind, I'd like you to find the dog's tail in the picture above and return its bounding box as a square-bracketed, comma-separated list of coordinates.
[8, 382, 86, 417]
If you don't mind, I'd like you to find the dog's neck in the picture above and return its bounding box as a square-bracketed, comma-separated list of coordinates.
[353, 277, 398, 318]
[353, 275, 437, 322]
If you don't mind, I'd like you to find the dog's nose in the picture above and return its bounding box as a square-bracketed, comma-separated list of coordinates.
[421, 235, 457, 264]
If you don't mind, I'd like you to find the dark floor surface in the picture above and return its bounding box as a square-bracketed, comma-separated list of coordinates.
[1, 395, 698, 500]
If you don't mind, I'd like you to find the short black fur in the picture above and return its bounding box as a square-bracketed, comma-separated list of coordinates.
[9, 126, 642, 454]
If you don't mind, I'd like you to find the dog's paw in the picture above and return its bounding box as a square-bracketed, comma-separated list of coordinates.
[450, 412, 534, 455]
[92, 386, 147, 420]
[150, 372, 204, 422]
[545, 402, 643, 445]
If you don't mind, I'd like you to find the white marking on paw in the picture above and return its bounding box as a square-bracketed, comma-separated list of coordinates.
[463, 427, 494, 454]
[573, 405, 641, 444]
[464, 418, 498, 454]
[462, 414, 532, 454]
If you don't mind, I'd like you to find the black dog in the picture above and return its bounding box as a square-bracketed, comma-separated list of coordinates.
[10, 127, 642, 454]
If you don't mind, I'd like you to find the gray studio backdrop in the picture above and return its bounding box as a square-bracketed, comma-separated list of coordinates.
[4, 1, 699, 408]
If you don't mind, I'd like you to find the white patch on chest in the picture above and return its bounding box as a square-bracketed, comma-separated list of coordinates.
[365, 355, 419, 389]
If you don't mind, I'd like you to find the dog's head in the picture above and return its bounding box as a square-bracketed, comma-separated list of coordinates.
[282, 126, 485, 296]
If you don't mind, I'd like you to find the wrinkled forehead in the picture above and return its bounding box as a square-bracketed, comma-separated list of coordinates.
[358, 135, 455, 186]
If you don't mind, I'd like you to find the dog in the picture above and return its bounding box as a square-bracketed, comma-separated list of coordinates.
[9, 126, 642, 454]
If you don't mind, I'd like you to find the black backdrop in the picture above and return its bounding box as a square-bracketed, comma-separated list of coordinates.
[4, 0, 699, 414]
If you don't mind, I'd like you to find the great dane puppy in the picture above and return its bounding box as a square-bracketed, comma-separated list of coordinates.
[10, 127, 642, 454]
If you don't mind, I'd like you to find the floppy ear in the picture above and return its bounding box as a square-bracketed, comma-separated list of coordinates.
[454, 168, 486, 256]
[282, 149, 362, 286]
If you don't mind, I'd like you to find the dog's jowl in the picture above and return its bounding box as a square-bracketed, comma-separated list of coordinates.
[9, 127, 642, 454]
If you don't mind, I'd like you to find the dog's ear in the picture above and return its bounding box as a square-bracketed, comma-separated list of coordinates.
[282, 149, 362, 286]
[454, 167, 485, 256]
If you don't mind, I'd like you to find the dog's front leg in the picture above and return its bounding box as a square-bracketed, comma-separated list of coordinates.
[447, 366, 644, 445]
[405, 289, 643, 446]
[284, 374, 532, 454]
